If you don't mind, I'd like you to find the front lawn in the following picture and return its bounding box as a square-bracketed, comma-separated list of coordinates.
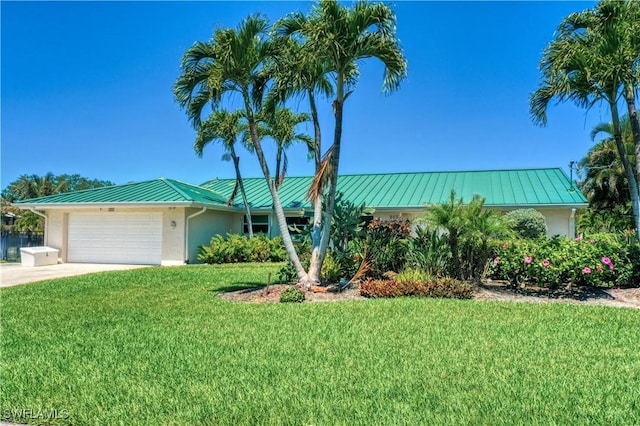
[1, 264, 639, 425]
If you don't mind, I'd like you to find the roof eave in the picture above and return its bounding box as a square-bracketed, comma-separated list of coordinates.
[12, 201, 231, 210]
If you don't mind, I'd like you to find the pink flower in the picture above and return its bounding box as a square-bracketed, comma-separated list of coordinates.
[503, 242, 509, 249]
[601, 257, 611, 265]
[493, 257, 500, 264]
[542, 259, 550, 267]
[524, 256, 532, 264]
[590, 239, 595, 243]
[575, 236, 583, 242]
[583, 267, 592, 274]
[596, 265, 602, 272]
[609, 263, 615, 270]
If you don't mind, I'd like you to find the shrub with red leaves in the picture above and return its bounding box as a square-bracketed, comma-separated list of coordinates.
[359, 277, 473, 299]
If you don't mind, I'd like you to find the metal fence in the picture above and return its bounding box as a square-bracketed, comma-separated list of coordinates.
[0, 230, 44, 262]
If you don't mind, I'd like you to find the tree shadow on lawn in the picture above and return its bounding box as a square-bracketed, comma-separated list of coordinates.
[480, 281, 615, 302]
[210, 283, 267, 294]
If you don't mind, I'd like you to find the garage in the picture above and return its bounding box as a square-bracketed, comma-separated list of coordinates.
[67, 212, 162, 264]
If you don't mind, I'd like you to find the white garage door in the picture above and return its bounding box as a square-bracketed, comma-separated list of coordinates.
[68, 213, 162, 264]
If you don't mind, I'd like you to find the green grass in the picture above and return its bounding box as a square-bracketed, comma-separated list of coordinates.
[1, 264, 639, 425]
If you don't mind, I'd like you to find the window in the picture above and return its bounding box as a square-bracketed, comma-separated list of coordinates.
[286, 216, 310, 241]
[244, 215, 269, 235]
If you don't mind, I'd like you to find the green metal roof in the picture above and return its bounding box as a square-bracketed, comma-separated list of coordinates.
[15, 178, 229, 207]
[202, 168, 587, 210]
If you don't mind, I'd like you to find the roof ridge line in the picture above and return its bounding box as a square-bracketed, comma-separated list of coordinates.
[207, 168, 565, 181]
[160, 178, 195, 201]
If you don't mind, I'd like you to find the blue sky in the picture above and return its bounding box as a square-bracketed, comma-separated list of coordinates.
[2, 1, 605, 188]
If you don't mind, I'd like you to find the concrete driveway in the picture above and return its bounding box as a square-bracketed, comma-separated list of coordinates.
[0, 263, 151, 287]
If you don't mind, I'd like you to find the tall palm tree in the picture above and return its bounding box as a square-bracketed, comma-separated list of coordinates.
[278, 0, 407, 279]
[264, 34, 334, 284]
[530, 0, 640, 237]
[174, 15, 308, 281]
[194, 109, 254, 238]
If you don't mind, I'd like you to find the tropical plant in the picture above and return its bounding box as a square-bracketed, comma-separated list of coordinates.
[365, 218, 412, 278]
[422, 191, 467, 279]
[194, 109, 254, 237]
[577, 115, 636, 233]
[263, 33, 334, 286]
[405, 226, 451, 277]
[277, 0, 407, 284]
[421, 191, 510, 281]
[530, 0, 640, 237]
[174, 15, 309, 282]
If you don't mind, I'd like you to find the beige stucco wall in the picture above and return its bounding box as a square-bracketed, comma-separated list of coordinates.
[537, 208, 576, 238]
[162, 208, 186, 266]
[45, 210, 66, 261]
[374, 208, 576, 238]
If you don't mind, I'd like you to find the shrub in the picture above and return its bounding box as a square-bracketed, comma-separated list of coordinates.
[505, 209, 547, 239]
[321, 251, 342, 283]
[406, 226, 451, 277]
[359, 277, 474, 299]
[276, 242, 311, 284]
[490, 233, 640, 288]
[396, 268, 432, 284]
[279, 287, 305, 303]
[198, 234, 287, 264]
[365, 219, 412, 278]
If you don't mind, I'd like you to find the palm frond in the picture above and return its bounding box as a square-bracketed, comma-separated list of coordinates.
[307, 145, 335, 202]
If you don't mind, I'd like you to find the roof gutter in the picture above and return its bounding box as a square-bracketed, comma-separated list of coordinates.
[185, 207, 207, 264]
[29, 208, 48, 245]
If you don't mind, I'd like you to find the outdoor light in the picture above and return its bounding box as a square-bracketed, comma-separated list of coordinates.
[170, 220, 177, 229]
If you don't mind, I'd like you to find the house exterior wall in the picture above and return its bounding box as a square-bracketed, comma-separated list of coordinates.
[186, 208, 242, 264]
[162, 208, 186, 266]
[538, 208, 576, 238]
[46, 210, 66, 261]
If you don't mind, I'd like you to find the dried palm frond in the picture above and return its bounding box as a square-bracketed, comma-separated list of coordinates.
[307, 145, 335, 201]
[350, 245, 371, 283]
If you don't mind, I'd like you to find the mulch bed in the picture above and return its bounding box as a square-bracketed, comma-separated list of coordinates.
[218, 280, 640, 309]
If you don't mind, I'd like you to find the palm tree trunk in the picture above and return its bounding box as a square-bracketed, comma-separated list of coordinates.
[230, 148, 253, 238]
[307, 90, 323, 284]
[242, 92, 308, 282]
[611, 100, 640, 238]
[624, 86, 640, 232]
[317, 73, 345, 270]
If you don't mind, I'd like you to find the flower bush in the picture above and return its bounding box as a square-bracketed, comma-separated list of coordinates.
[489, 233, 640, 287]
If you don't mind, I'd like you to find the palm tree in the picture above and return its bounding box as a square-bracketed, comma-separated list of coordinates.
[530, 0, 640, 237]
[580, 116, 636, 209]
[256, 108, 313, 189]
[194, 109, 254, 238]
[425, 190, 467, 280]
[277, 0, 407, 279]
[264, 34, 334, 284]
[174, 15, 308, 281]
